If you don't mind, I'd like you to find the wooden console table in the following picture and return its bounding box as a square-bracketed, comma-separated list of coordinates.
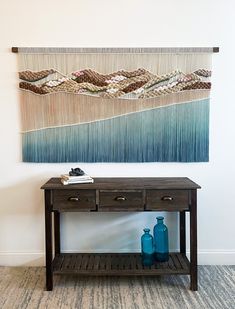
[41, 177, 200, 291]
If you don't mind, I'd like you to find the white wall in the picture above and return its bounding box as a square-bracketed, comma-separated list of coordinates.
[0, 0, 234, 266]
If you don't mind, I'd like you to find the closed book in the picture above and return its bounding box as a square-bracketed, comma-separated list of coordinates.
[61, 174, 92, 181]
[61, 178, 94, 185]
[65, 177, 94, 183]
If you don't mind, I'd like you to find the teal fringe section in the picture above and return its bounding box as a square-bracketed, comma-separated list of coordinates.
[22, 99, 209, 162]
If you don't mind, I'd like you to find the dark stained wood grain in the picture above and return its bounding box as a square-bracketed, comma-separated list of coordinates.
[45, 190, 53, 291]
[180, 211, 186, 254]
[42, 177, 200, 291]
[53, 189, 96, 211]
[190, 189, 198, 291]
[12, 47, 219, 54]
[52, 253, 189, 275]
[146, 189, 189, 211]
[41, 177, 201, 190]
[11, 47, 18, 53]
[99, 190, 143, 211]
[54, 211, 60, 255]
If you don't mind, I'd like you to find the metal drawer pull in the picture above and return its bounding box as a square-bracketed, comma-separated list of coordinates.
[161, 196, 174, 201]
[115, 196, 127, 201]
[68, 197, 80, 202]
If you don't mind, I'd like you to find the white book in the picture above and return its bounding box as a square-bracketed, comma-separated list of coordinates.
[61, 178, 94, 185]
[66, 177, 94, 183]
[61, 173, 92, 181]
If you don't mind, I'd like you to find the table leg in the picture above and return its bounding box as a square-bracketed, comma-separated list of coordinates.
[45, 190, 53, 291]
[180, 211, 186, 254]
[190, 189, 198, 291]
[54, 211, 61, 255]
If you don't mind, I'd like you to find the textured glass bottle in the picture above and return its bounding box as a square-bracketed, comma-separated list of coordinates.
[153, 216, 169, 262]
[141, 228, 154, 266]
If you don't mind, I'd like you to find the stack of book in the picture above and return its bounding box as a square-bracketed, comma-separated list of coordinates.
[61, 174, 94, 185]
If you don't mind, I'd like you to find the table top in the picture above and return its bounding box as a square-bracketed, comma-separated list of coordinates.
[41, 177, 201, 190]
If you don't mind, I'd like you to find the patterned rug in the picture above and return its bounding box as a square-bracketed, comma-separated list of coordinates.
[0, 266, 234, 309]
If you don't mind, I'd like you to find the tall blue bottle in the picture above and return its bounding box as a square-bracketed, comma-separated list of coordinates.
[154, 216, 169, 262]
[141, 228, 154, 266]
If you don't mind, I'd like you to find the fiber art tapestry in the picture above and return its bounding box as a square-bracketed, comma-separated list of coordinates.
[15, 47, 216, 163]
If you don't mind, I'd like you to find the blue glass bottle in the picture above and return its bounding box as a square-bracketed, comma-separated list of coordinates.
[141, 228, 154, 266]
[154, 216, 169, 262]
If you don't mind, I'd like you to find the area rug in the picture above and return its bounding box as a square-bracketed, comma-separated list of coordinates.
[0, 266, 234, 309]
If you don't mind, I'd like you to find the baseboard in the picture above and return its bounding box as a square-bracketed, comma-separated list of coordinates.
[195, 250, 235, 265]
[0, 250, 234, 266]
[0, 252, 45, 267]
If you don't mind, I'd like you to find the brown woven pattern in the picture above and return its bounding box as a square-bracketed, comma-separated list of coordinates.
[142, 70, 181, 90]
[19, 69, 56, 82]
[194, 69, 212, 77]
[139, 80, 199, 99]
[75, 75, 107, 87]
[19, 82, 48, 94]
[182, 82, 211, 90]
[100, 73, 152, 94]
[122, 81, 148, 93]
[100, 73, 153, 97]
[43, 80, 107, 94]
[73, 68, 147, 83]
[96, 74, 152, 98]
[74, 69, 108, 86]
[19, 68, 211, 98]
[43, 72, 152, 95]
[73, 68, 148, 87]
[107, 68, 147, 78]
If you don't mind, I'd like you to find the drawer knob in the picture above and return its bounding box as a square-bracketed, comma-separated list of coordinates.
[68, 196, 80, 202]
[115, 196, 127, 201]
[161, 196, 174, 201]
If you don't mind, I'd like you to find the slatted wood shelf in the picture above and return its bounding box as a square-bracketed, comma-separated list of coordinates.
[53, 252, 190, 275]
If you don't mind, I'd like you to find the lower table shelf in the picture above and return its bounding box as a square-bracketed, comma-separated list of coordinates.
[52, 252, 190, 276]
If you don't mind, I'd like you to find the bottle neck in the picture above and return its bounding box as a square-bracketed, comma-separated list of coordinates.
[144, 228, 150, 234]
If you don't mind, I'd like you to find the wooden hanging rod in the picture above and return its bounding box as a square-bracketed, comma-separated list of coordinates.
[11, 47, 219, 54]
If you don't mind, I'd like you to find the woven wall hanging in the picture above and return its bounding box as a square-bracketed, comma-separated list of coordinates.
[12, 47, 219, 163]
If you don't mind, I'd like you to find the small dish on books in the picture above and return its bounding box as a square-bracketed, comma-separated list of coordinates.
[61, 171, 94, 185]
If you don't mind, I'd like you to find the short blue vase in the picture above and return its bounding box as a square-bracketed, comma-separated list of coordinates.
[141, 228, 154, 266]
[153, 216, 169, 262]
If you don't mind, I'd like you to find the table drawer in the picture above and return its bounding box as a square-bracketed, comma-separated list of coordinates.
[146, 190, 189, 210]
[53, 190, 96, 211]
[99, 190, 143, 211]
